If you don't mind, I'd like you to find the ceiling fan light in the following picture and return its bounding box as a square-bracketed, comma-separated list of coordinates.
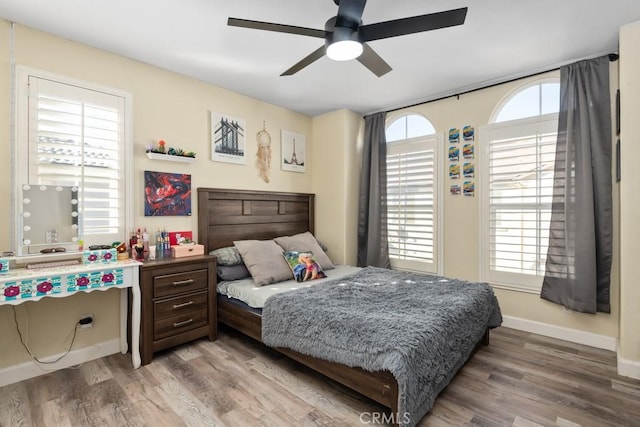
[327, 40, 363, 61]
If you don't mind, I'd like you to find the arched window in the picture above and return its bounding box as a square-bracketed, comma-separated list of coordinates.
[481, 78, 560, 292]
[493, 80, 560, 122]
[385, 113, 439, 273]
[386, 114, 435, 141]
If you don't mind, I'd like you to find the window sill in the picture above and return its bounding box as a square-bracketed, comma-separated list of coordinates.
[489, 281, 542, 295]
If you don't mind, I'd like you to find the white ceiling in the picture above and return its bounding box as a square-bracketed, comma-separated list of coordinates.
[1, 0, 640, 117]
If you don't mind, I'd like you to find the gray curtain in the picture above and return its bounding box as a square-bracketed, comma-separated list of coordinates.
[357, 112, 391, 268]
[540, 55, 613, 313]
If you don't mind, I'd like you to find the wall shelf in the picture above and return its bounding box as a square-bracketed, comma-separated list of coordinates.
[146, 152, 196, 163]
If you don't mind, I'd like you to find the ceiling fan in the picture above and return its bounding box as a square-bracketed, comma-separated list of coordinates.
[227, 0, 467, 77]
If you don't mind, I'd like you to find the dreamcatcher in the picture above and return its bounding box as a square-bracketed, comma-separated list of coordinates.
[256, 121, 272, 183]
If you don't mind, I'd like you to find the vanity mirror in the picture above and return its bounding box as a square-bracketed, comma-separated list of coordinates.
[17, 184, 80, 256]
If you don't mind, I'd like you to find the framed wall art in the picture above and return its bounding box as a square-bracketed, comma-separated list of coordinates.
[281, 130, 306, 173]
[144, 171, 192, 216]
[211, 112, 247, 164]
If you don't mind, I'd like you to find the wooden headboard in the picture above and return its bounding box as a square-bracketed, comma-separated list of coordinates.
[197, 188, 315, 253]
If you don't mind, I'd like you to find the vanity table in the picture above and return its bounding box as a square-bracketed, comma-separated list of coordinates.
[0, 259, 142, 369]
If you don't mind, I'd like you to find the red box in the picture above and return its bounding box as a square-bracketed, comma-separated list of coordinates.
[169, 231, 193, 246]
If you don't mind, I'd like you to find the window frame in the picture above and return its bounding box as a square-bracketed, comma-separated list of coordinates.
[13, 65, 133, 256]
[386, 113, 436, 142]
[385, 112, 443, 275]
[490, 77, 560, 123]
[480, 77, 560, 293]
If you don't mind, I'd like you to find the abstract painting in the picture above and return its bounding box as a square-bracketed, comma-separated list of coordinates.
[144, 171, 192, 216]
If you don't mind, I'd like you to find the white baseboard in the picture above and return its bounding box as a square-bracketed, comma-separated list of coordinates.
[618, 355, 640, 380]
[0, 339, 121, 387]
[501, 315, 617, 351]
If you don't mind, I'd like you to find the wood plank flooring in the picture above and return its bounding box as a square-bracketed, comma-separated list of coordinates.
[1, 326, 639, 427]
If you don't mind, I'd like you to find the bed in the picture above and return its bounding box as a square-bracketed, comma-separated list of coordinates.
[197, 187, 502, 426]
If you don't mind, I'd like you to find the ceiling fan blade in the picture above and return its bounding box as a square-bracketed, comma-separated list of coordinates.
[335, 0, 367, 28]
[281, 46, 326, 76]
[359, 7, 467, 42]
[357, 44, 392, 77]
[228, 17, 326, 38]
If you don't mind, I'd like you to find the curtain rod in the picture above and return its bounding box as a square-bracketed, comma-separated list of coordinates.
[385, 53, 619, 115]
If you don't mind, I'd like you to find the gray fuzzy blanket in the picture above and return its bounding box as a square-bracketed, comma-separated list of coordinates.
[262, 266, 502, 427]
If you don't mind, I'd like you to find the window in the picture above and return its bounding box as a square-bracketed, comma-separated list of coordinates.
[386, 114, 436, 142]
[481, 79, 559, 292]
[15, 67, 132, 253]
[494, 81, 559, 122]
[385, 114, 440, 273]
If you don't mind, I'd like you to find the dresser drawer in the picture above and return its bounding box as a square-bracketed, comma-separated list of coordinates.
[153, 269, 208, 298]
[138, 255, 217, 366]
[154, 290, 208, 321]
[154, 309, 208, 340]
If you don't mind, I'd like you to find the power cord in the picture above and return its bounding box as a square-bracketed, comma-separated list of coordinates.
[12, 306, 80, 365]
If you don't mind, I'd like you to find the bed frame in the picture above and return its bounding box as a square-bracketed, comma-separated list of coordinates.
[197, 187, 488, 417]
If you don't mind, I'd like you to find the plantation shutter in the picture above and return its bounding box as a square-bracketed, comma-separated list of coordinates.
[386, 137, 437, 272]
[485, 118, 557, 290]
[28, 77, 125, 241]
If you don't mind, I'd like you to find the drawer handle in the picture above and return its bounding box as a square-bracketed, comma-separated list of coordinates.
[172, 300, 194, 309]
[173, 319, 194, 328]
[172, 279, 195, 286]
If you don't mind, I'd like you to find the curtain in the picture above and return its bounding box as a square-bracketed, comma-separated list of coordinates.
[357, 112, 391, 268]
[540, 55, 613, 313]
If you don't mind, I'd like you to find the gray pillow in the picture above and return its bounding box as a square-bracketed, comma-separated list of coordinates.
[233, 240, 293, 286]
[316, 239, 328, 252]
[209, 246, 243, 266]
[274, 231, 335, 270]
[217, 264, 251, 281]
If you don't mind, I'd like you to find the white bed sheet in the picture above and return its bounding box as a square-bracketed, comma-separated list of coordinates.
[217, 264, 361, 309]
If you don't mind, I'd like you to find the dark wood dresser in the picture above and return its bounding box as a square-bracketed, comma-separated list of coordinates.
[138, 255, 217, 365]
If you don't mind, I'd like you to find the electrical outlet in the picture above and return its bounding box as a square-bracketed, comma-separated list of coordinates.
[79, 314, 94, 328]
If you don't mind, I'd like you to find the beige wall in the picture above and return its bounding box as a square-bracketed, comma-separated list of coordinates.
[0, 20, 10, 254]
[619, 20, 640, 369]
[312, 109, 362, 266]
[0, 20, 314, 368]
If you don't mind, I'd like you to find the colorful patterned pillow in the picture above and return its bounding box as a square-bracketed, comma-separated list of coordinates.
[283, 251, 326, 282]
[209, 246, 243, 266]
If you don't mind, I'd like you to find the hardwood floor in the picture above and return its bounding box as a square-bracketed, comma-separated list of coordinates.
[1, 326, 639, 427]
